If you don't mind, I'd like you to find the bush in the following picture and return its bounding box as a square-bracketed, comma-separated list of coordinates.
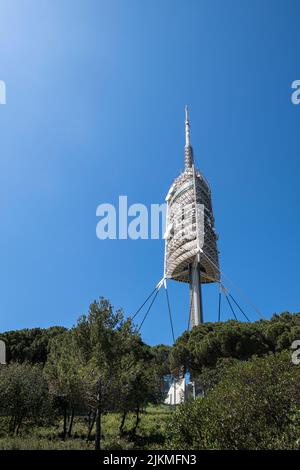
[166, 352, 300, 450]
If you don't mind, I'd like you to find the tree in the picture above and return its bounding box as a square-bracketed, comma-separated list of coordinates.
[0, 326, 66, 364]
[115, 342, 163, 436]
[44, 330, 87, 438]
[73, 298, 134, 450]
[78, 298, 163, 448]
[0, 363, 50, 435]
[170, 313, 300, 377]
[151, 344, 172, 377]
[45, 297, 162, 449]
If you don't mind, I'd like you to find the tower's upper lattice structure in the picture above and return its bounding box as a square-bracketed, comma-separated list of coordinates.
[164, 107, 220, 284]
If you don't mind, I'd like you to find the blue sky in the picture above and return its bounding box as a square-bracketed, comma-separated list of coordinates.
[0, 0, 299, 345]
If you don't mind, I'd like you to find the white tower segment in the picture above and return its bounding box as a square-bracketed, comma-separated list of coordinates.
[164, 107, 220, 327]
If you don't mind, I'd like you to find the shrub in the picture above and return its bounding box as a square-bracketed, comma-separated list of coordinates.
[166, 352, 300, 449]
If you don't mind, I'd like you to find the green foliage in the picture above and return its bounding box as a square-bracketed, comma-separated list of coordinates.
[0, 363, 51, 435]
[151, 344, 172, 377]
[69, 298, 161, 414]
[1, 304, 300, 450]
[166, 352, 300, 449]
[0, 406, 172, 450]
[44, 329, 88, 424]
[197, 357, 239, 393]
[0, 436, 93, 450]
[0, 327, 66, 364]
[44, 298, 164, 446]
[170, 312, 300, 377]
[260, 312, 300, 351]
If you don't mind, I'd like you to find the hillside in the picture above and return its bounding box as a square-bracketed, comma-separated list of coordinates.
[0, 300, 300, 450]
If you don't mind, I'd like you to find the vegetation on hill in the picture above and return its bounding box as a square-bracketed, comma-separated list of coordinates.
[0, 326, 66, 364]
[170, 312, 300, 377]
[167, 352, 300, 449]
[0, 299, 299, 450]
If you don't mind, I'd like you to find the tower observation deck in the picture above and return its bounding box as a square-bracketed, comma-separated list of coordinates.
[164, 107, 220, 328]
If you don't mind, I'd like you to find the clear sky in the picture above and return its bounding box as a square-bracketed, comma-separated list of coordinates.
[0, 0, 299, 345]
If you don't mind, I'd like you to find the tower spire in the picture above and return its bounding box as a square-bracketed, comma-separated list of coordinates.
[184, 105, 193, 168]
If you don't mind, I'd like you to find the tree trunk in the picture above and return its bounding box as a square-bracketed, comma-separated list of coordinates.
[63, 406, 68, 439]
[95, 380, 102, 451]
[9, 416, 17, 435]
[15, 416, 23, 435]
[131, 406, 140, 437]
[88, 410, 92, 428]
[67, 407, 75, 437]
[86, 410, 96, 442]
[95, 408, 101, 450]
[119, 411, 127, 435]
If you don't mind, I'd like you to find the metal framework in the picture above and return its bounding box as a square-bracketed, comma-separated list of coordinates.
[164, 107, 220, 327]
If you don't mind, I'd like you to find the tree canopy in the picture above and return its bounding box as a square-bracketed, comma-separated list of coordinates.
[170, 312, 300, 377]
[1, 303, 300, 450]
